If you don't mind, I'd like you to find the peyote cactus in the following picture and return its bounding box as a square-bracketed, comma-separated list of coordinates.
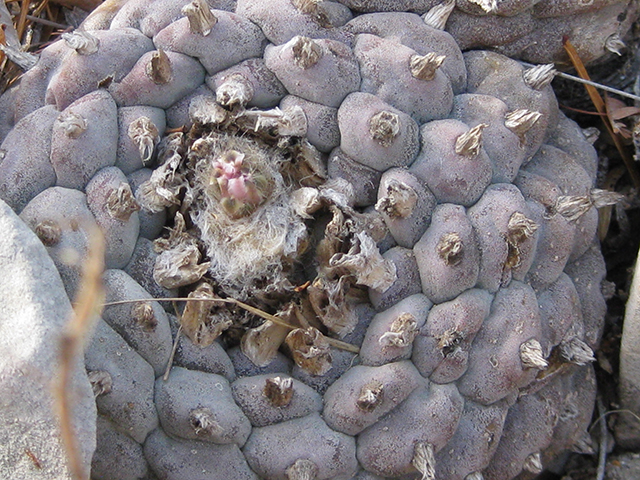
[0, 1, 622, 479]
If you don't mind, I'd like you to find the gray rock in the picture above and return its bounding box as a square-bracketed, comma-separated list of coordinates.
[0, 199, 96, 479]
[618, 243, 640, 450]
[606, 453, 640, 480]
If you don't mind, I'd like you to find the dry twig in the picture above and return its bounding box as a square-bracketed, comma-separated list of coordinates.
[54, 226, 105, 480]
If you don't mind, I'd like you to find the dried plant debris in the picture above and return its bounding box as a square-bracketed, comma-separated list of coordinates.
[180, 282, 232, 347]
[137, 97, 392, 373]
[263, 376, 294, 407]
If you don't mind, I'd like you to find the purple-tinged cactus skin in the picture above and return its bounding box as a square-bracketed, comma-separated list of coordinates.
[0, 1, 616, 479]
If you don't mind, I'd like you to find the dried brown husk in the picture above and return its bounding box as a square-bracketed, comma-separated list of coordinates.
[105, 182, 141, 221]
[379, 313, 418, 348]
[376, 179, 418, 219]
[241, 319, 290, 367]
[153, 213, 211, 289]
[285, 327, 332, 376]
[356, 380, 384, 412]
[180, 282, 232, 347]
[137, 133, 186, 212]
[263, 376, 294, 407]
[307, 275, 360, 337]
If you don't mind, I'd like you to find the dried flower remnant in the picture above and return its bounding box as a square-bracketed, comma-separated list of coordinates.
[189, 407, 223, 436]
[505, 212, 537, 269]
[283, 140, 326, 187]
[147, 49, 172, 85]
[555, 188, 624, 222]
[412, 442, 436, 480]
[35, 220, 62, 247]
[422, 0, 456, 30]
[190, 95, 228, 126]
[455, 123, 487, 156]
[369, 110, 400, 148]
[263, 376, 294, 407]
[241, 319, 290, 367]
[180, 282, 232, 347]
[469, 0, 498, 13]
[308, 275, 359, 337]
[328, 231, 397, 292]
[356, 380, 384, 412]
[410, 53, 446, 81]
[605, 33, 626, 56]
[379, 313, 418, 348]
[523, 64, 556, 91]
[285, 327, 332, 376]
[62, 30, 99, 55]
[182, 0, 218, 36]
[523, 452, 543, 474]
[285, 458, 319, 480]
[292, 0, 331, 28]
[519, 339, 548, 370]
[153, 214, 211, 289]
[437, 328, 463, 357]
[559, 337, 595, 366]
[240, 106, 308, 137]
[504, 109, 542, 143]
[376, 179, 418, 218]
[132, 301, 157, 331]
[290, 187, 322, 219]
[216, 73, 255, 107]
[137, 133, 185, 211]
[437, 232, 464, 266]
[291, 36, 323, 69]
[57, 111, 88, 139]
[128, 117, 159, 165]
[105, 182, 141, 221]
[87, 370, 113, 397]
[154, 243, 210, 289]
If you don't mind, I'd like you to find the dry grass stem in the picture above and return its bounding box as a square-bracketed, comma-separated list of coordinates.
[54, 226, 105, 480]
[563, 39, 640, 190]
[596, 396, 608, 480]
